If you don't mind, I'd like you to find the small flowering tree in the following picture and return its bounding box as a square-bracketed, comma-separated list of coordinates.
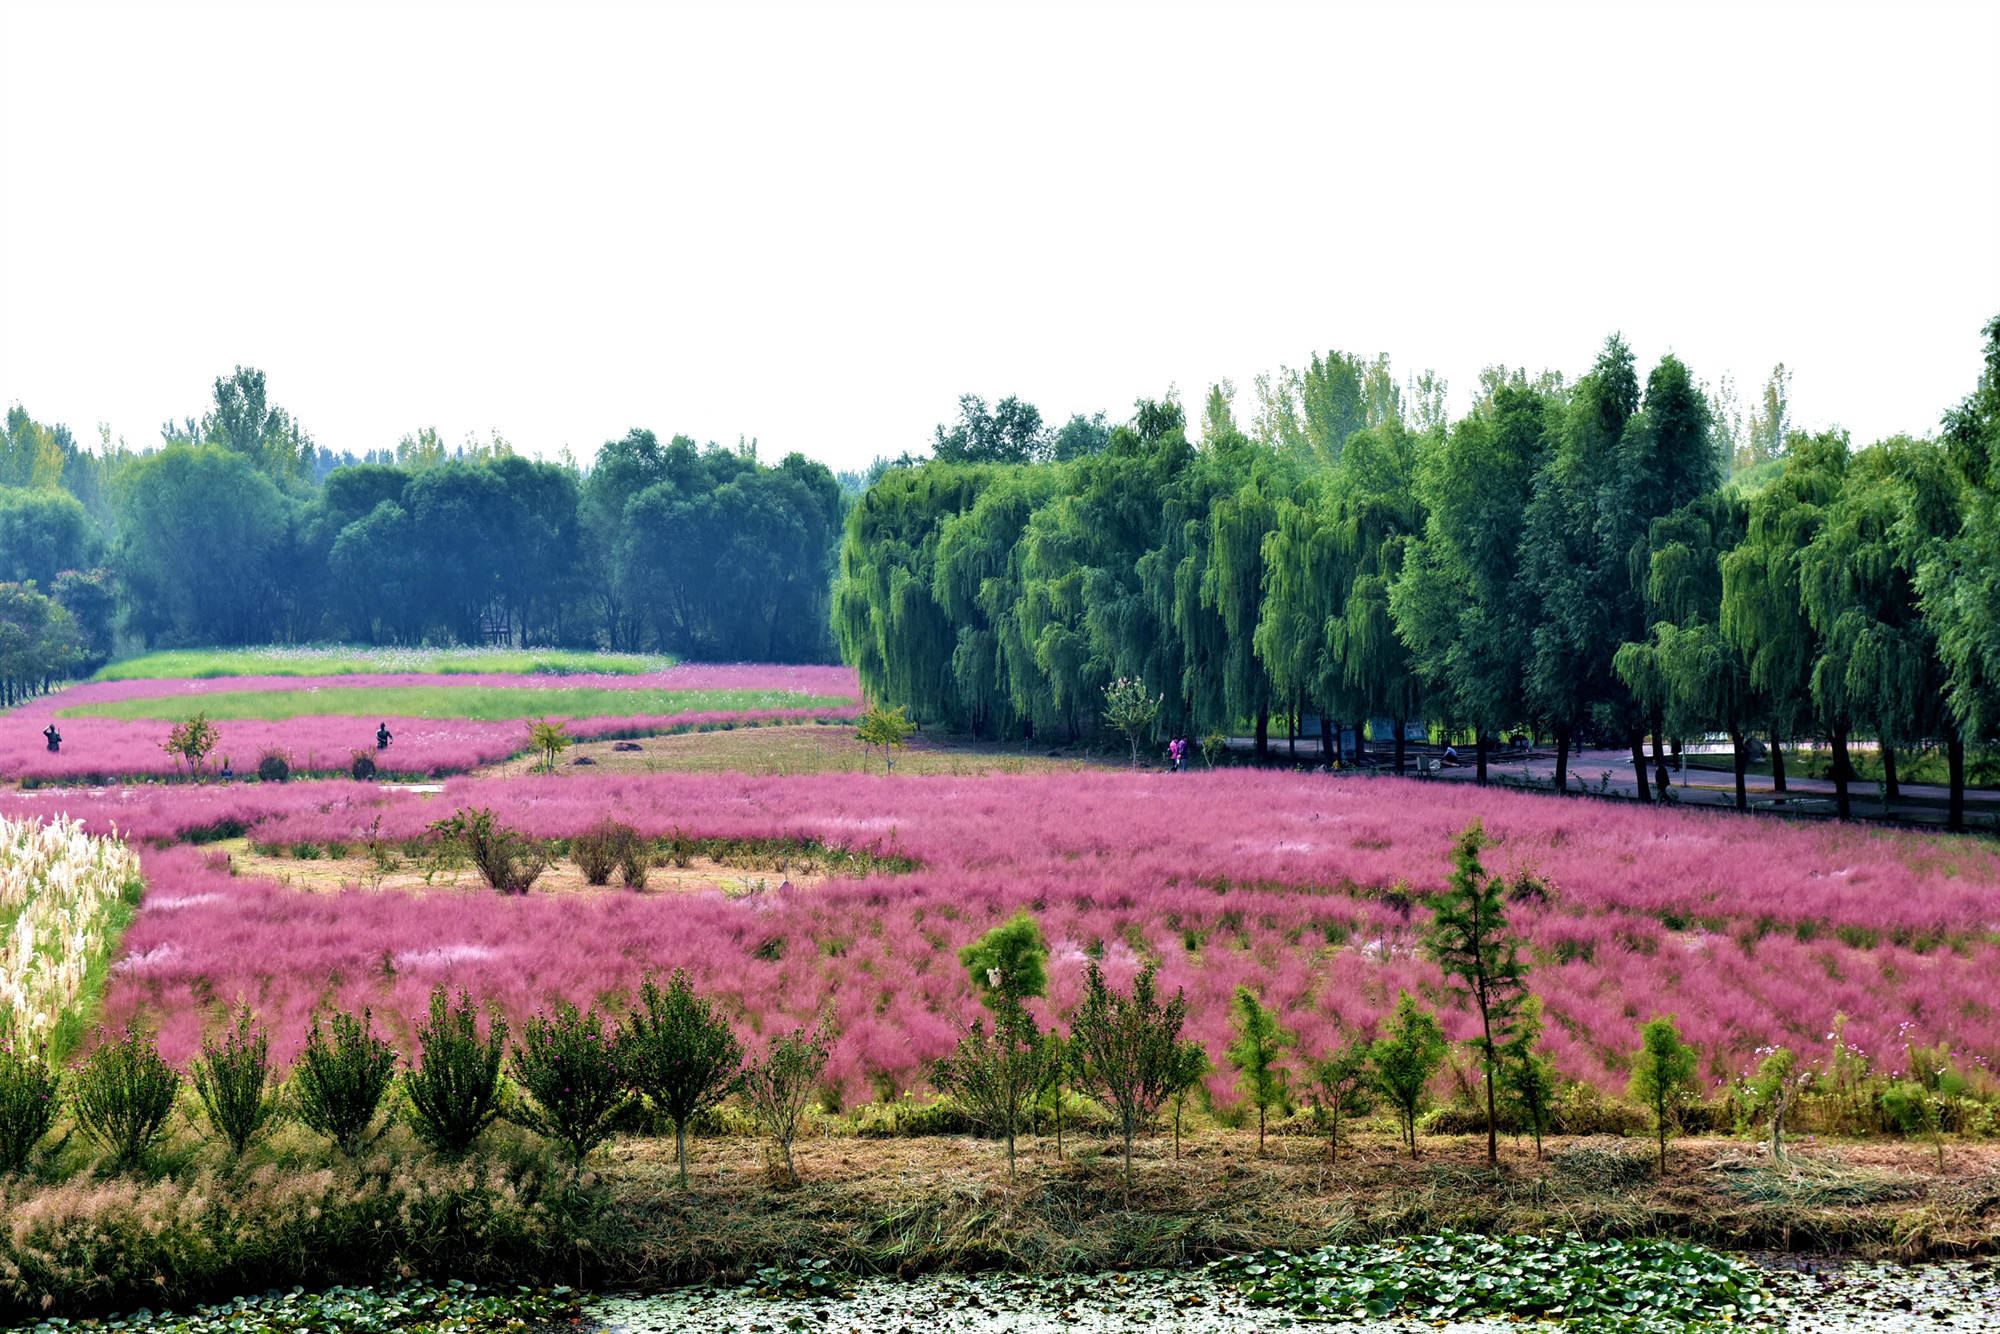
[1101, 677, 1163, 768]
[162, 711, 220, 779]
[527, 717, 570, 774]
[1741, 1045, 1817, 1162]
[511, 1000, 632, 1176]
[856, 703, 916, 773]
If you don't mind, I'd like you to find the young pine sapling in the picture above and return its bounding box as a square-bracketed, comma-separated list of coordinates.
[1423, 819, 1529, 1166]
[1372, 991, 1447, 1159]
[1628, 1013, 1698, 1176]
[1226, 985, 1291, 1156]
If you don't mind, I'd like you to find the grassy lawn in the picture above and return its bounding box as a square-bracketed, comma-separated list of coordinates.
[93, 645, 675, 680]
[61, 685, 848, 722]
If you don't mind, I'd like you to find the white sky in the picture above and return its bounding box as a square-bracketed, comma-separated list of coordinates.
[3, 0, 1996, 474]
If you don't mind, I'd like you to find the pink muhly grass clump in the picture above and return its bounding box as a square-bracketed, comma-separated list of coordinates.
[57, 767, 2000, 1101]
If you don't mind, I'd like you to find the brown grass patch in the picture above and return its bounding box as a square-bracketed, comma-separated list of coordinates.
[218, 841, 831, 897]
[475, 723, 1113, 779]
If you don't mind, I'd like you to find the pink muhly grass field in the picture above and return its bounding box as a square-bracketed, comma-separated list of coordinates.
[2, 664, 861, 780]
[21, 768, 1996, 1102]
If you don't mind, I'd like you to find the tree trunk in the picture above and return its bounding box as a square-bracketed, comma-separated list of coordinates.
[1729, 726, 1748, 812]
[1881, 741, 1899, 800]
[1354, 721, 1368, 766]
[1254, 709, 1269, 763]
[1948, 731, 1966, 832]
[1287, 700, 1298, 761]
[1393, 718, 1407, 776]
[1257, 1101, 1266, 1156]
[1554, 726, 1571, 793]
[677, 1122, 689, 1187]
[1482, 1028, 1498, 1167]
[1475, 730, 1489, 786]
[1651, 719, 1670, 799]
[1771, 733, 1787, 793]
[1831, 727, 1853, 820]
[1320, 714, 1336, 765]
[1629, 728, 1652, 803]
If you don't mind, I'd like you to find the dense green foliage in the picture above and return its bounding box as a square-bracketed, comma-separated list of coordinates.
[404, 987, 509, 1157]
[622, 968, 744, 1186]
[291, 1008, 397, 1157]
[71, 1026, 180, 1169]
[2, 372, 845, 663]
[191, 1004, 282, 1157]
[837, 321, 2000, 824]
[1214, 1232, 1770, 1330]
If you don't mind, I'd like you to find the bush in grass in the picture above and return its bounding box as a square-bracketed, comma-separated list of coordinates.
[292, 1008, 396, 1156]
[571, 819, 640, 886]
[191, 1004, 282, 1157]
[406, 986, 508, 1157]
[618, 840, 650, 890]
[428, 807, 548, 894]
[742, 1015, 832, 1185]
[509, 1001, 632, 1175]
[622, 970, 742, 1186]
[350, 749, 378, 780]
[0, 1041, 61, 1174]
[72, 1026, 180, 1170]
[934, 914, 1055, 1183]
[255, 749, 291, 783]
[1308, 1034, 1374, 1164]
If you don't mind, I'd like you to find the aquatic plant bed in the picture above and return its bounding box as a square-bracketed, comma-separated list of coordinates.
[582, 1252, 1999, 1333]
[12, 1280, 582, 1334]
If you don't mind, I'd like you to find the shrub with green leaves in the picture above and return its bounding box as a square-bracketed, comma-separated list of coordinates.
[428, 807, 548, 894]
[291, 1007, 396, 1156]
[622, 969, 742, 1186]
[0, 1040, 61, 1174]
[405, 986, 508, 1156]
[191, 1004, 282, 1157]
[936, 914, 1053, 1183]
[71, 1026, 180, 1170]
[742, 1015, 833, 1185]
[571, 818, 641, 886]
[1308, 1034, 1373, 1164]
[510, 1000, 631, 1174]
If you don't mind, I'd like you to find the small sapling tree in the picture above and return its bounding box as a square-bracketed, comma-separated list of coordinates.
[742, 1014, 833, 1185]
[1628, 1013, 1698, 1176]
[855, 703, 915, 773]
[405, 986, 509, 1157]
[1499, 995, 1558, 1160]
[191, 1003, 282, 1158]
[934, 913, 1055, 1183]
[0, 1040, 61, 1174]
[292, 1008, 396, 1156]
[528, 717, 570, 774]
[572, 818, 642, 886]
[1168, 1038, 1210, 1162]
[622, 968, 743, 1186]
[1373, 990, 1447, 1159]
[1101, 676, 1162, 768]
[1226, 985, 1291, 1155]
[1067, 958, 1191, 1188]
[1309, 1034, 1374, 1164]
[162, 711, 220, 779]
[1423, 819, 1529, 1165]
[511, 1000, 632, 1176]
[1741, 1045, 1817, 1163]
[71, 1026, 180, 1171]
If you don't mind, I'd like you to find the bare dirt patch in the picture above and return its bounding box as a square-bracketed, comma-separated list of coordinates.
[475, 722, 1112, 779]
[215, 839, 830, 897]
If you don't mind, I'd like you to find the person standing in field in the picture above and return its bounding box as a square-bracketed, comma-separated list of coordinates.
[376, 722, 393, 750]
[42, 723, 60, 753]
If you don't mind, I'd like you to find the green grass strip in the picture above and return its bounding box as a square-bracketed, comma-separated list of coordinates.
[62, 685, 849, 722]
[94, 646, 674, 680]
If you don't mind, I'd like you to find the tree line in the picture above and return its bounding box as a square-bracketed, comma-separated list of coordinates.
[836, 318, 2000, 828]
[0, 371, 847, 665]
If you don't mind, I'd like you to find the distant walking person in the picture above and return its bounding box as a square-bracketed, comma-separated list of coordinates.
[42, 723, 60, 753]
[376, 722, 393, 750]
